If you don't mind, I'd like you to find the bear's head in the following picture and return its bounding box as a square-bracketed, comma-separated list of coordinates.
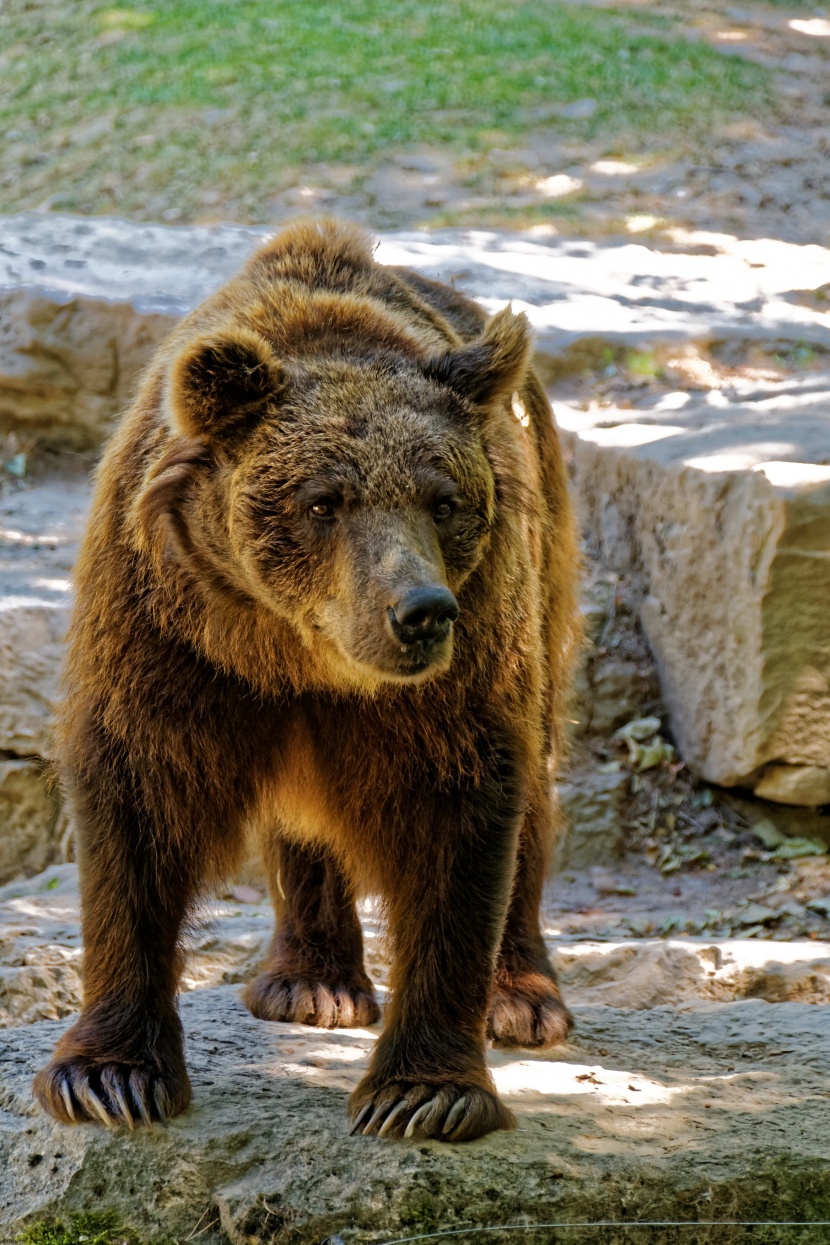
[143, 307, 531, 692]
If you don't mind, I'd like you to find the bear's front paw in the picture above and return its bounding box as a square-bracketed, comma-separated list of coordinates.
[33, 1056, 191, 1129]
[349, 1079, 514, 1142]
[487, 972, 573, 1049]
[243, 972, 380, 1028]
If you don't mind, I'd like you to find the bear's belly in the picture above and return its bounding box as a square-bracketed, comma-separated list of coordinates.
[260, 714, 347, 848]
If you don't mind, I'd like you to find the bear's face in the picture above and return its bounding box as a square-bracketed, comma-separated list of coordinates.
[230, 362, 495, 687]
[160, 305, 531, 691]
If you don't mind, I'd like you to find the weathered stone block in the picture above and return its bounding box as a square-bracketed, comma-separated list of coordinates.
[0, 604, 67, 757]
[0, 481, 89, 758]
[0, 287, 173, 446]
[0, 760, 61, 884]
[755, 764, 830, 807]
[561, 392, 830, 795]
[0, 214, 267, 445]
[2, 984, 829, 1242]
[558, 767, 629, 869]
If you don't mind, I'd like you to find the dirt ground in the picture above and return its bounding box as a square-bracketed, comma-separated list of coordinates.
[256, 1, 830, 246]
[531, 0, 830, 248]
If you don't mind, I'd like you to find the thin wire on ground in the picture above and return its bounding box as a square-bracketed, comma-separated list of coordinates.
[364, 1222, 830, 1245]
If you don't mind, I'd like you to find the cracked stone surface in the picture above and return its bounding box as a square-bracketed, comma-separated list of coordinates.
[559, 385, 830, 792]
[1, 984, 828, 1244]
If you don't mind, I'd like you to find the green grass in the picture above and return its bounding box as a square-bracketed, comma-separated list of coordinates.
[17, 1211, 142, 1245]
[0, 0, 773, 224]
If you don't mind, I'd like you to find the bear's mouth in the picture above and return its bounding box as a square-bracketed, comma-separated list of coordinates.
[312, 604, 455, 688]
[328, 632, 454, 687]
[366, 635, 454, 683]
[391, 650, 450, 679]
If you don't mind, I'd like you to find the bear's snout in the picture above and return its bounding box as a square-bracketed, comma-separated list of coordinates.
[387, 584, 459, 646]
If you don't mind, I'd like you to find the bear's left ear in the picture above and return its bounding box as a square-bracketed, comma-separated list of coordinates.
[423, 306, 532, 407]
[168, 326, 285, 442]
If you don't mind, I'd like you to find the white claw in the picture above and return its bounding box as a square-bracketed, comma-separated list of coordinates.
[58, 1078, 76, 1122]
[129, 1074, 154, 1129]
[362, 1103, 388, 1135]
[85, 1086, 115, 1128]
[153, 1083, 169, 1126]
[377, 1099, 408, 1138]
[110, 1081, 135, 1130]
[442, 1095, 469, 1135]
[349, 1102, 373, 1135]
[404, 1099, 434, 1139]
[136, 1095, 154, 1129]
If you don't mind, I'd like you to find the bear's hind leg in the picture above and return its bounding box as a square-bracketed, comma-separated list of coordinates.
[488, 786, 573, 1049]
[243, 835, 380, 1029]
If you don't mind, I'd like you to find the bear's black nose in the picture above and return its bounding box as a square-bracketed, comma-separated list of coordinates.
[388, 585, 459, 644]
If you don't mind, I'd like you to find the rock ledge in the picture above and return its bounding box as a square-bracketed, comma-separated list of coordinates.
[2, 986, 829, 1244]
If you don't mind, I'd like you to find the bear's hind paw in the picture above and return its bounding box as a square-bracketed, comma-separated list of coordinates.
[243, 972, 380, 1029]
[487, 975, 573, 1049]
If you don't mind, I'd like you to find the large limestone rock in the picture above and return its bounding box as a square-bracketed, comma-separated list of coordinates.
[0, 479, 90, 758]
[755, 764, 830, 807]
[3, 213, 830, 444]
[0, 761, 61, 886]
[0, 215, 267, 446]
[560, 387, 830, 798]
[1, 985, 829, 1243]
[0, 482, 89, 881]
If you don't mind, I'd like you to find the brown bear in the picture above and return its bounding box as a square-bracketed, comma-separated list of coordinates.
[33, 219, 579, 1142]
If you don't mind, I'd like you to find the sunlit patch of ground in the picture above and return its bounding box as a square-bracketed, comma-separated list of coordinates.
[0, 0, 787, 234]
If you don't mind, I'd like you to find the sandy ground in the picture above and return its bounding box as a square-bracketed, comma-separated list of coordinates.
[257, 2, 830, 247]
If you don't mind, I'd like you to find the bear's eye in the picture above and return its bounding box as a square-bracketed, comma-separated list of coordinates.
[310, 501, 337, 520]
[433, 500, 454, 522]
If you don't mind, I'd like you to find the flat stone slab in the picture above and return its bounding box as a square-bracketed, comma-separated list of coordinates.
[1, 985, 828, 1244]
[4, 212, 830, 345]
[3, 212, 830, 444]
[0, 215, 266, 316]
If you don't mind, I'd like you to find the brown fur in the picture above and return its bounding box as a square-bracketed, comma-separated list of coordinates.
[33, 219, 579, 1142]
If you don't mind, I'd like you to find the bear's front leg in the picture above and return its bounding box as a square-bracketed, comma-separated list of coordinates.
[350, 746, 520, 1142]
[34, 734, 240, 1128]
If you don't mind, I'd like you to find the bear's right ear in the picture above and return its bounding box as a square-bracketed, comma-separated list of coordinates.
[423, 306, 532, 409]
[168, 327, 285, 442]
